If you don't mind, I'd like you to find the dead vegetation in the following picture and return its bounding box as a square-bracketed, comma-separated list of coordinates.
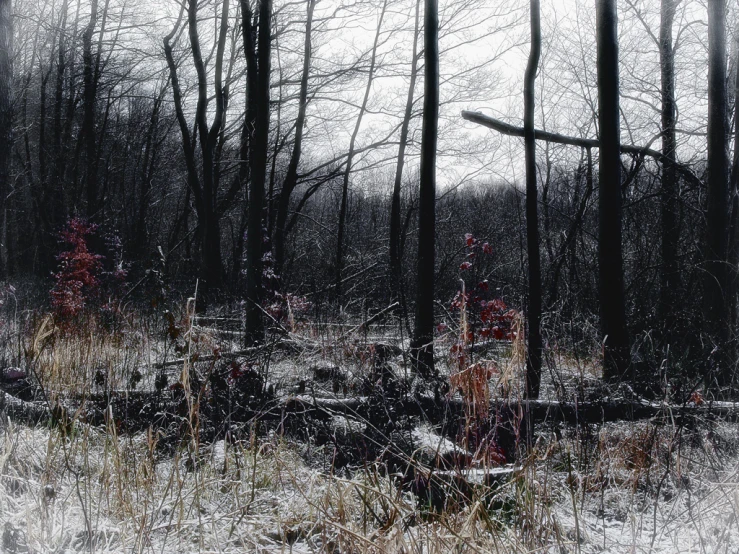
[0, 303, 737, 553]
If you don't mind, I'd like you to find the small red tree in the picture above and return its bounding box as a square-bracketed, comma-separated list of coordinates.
[445, 233, 520, 466]
[50, 218, 103, 319]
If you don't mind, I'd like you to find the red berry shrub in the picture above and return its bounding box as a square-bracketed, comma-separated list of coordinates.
[450, 234, 518, 353]
[444, 233, 523, 466]
[50, 218, 104, 320]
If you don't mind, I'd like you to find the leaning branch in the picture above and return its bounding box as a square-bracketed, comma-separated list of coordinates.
[461, 111, 703, 188]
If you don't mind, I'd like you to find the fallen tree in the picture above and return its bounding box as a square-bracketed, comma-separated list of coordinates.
[3, 383, 738, 432]
[281, 394, 739, 425]
[0, 390, 54, 426]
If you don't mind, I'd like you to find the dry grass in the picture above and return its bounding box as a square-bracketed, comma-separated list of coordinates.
[0, 306, 737, 553]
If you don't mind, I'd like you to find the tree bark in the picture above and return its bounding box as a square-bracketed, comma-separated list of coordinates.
[164, 0, 227, 291]
[244, 0, 272, 346]
[524, 0, 542, 399]
[389, 0, 421, 298]
[82, 0, 99, 220]
[411, 0, 439, 377]
[729, 22, 739, 334]
[0, 0, 10, 277]
[705, 0, 731, 386]
[659, 0, 680, 342]
[596, 0, 629, 382]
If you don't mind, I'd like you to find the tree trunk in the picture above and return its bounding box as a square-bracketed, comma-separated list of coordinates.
[0, 0, 10, 277]
[190, 0, 227, 292]
[659, 0, 680, 344]
[705, 0, 731, 386]
[729, 21, 739, 333]
[244, 0, 272, 346]
[524, 0, 542, 399]
[273, 0, 316, 276]
[164, 0, 227, 292]
[389, 0, 421, 298]
[335, 0, 387, 301]
[135, 84, 166, 258]
[82, 0, 99, 220]
[595, 0, 629, 382]
[411, 0, 439, 378]
[50, 0, 69, 249]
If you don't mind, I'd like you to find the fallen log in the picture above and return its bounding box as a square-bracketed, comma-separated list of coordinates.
[0, 390, 50, 425]
[281, 394, 739, 425]
[7, 384, 737, 434]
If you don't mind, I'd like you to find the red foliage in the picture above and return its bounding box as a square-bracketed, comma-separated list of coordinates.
[445, 233, 515, 468]
[450, 234, 518, 344]
[689, 390, 704, 406]
[50, 218, 103, 319]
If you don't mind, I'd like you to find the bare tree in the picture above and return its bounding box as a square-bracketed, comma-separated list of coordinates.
[164, 0, 230, 291]
[273, 0, 316, 276]
[596, 0, 630, 381]
[411, 0, 439, 377]
[334, 0, 388, 301]
[244, 0, 272, 345]
[0, 0, 10, 277]
[524, 0, 542, 399]
[389, 0, 421, 299]
[82, 0, 100, 220]
[705, 0, 730, 384]
[658, 0, 680, 336]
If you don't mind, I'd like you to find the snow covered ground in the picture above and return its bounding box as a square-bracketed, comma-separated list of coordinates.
[0, 417, 736, 553]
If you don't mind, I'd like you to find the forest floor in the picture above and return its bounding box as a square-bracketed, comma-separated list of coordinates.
[0, 306, 737, 553]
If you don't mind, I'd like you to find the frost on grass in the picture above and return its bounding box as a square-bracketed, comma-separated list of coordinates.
[0, 415, 737, 553]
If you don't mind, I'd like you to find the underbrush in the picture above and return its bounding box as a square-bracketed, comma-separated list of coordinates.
[0, 304, 737, 552]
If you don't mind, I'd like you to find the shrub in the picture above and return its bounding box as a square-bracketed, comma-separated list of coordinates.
[50, 218, 103, 320]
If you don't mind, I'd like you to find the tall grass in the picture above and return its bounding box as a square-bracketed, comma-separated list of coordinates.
[0, 302, 736, 552]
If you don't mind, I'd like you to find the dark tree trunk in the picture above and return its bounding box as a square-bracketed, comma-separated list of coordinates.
[232, 2, 257, 288]
[389, 0, 421, 298]
[705, 0, 731, 386]
[244, 0, 272, 346]
[135, 84, 166, 258]
[50, 0, 69, 243]
[0, 0, 10, 277]
[335, 0, 387, 301]
[596, 0, 630, 382]
[191, 0, 228, 292]
[729, 22, 739, 333]
[164, 0, 227, 292]
[524, 0, 542, 399]
[273, 0, 315, 276]
[83, 0, 99, 220]
[659, 0, 680, 343]
[411, 0, 439, 378]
